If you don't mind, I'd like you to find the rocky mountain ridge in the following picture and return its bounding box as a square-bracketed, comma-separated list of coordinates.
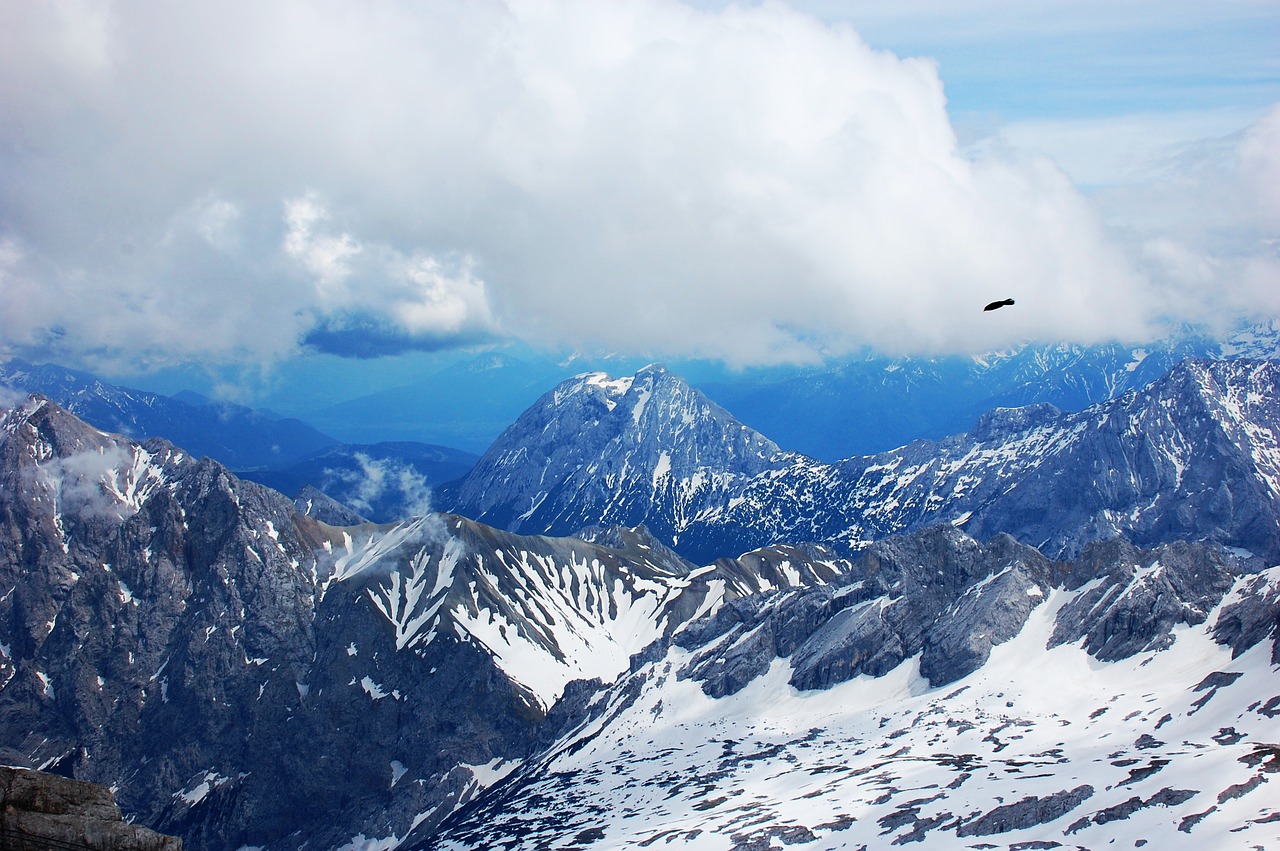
[0, 396, 831, 848]
[691, 356, 1280, 563]
[431, 538, 1280, 849]
[1, 361, 1278, 850]
[449, 358, 1280, 565]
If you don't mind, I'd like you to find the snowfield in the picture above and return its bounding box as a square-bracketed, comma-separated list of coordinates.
[434, 571, 1280, 849]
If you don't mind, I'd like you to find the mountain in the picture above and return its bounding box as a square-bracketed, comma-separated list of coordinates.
[0, 360, 480, 525]
[301, 335, 1220, 464]
[695, 322, 1280, 461]
[430, 528, 1280, 850]
[0, 396, 824, 849]
[441, 364, 794, 548]
[297, 322, 1280, 464]
[692, 357, 1280, 563]
[239, 441, 479, 523]
[292, 483, 371, 526]
[2, 396, 1278, 850]
[0, 358, 338, 470]
[449, 359, 1280, 565]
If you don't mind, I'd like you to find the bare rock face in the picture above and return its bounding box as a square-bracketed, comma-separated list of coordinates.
[0, 766, 181, 850]
[677, 527, 1059, 695]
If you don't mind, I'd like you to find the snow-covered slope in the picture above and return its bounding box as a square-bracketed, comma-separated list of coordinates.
[322, 515, 717, 712]
[430, 537, 1280, 850]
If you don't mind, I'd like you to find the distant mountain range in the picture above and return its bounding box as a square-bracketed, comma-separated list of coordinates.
[4, 321, 1278, 501]
[304, 323, 1280, 461]
[0, 358, 337, 470]
[445, 358, 1280, 565]
[695, 321, 1280, 460]
[0, 359, 478, 514]
[303, 351, 572, 453]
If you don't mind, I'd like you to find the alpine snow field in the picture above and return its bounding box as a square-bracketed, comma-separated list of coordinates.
[1, 357, 1278, 849]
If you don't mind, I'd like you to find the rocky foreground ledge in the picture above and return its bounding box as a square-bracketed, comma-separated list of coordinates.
[1, 766, 181, 851]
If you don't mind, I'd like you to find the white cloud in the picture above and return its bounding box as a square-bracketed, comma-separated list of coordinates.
[1240, 105, 1280, 228]
[394, 256, 493, 337]
[0, 383, 28, 412]
[975, 108, 1270, 189]
[1060, 102, 1280, 332]
[327, 453, 436, 520]
[36, 445, 143, 521]
[0, 0, 1274, 371]
[283, 194, 362, 304]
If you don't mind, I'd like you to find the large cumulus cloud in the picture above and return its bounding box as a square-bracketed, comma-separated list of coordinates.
[0, 0, 1272, 370]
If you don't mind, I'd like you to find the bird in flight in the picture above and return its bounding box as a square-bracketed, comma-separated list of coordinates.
[983, 298, 1015, 312]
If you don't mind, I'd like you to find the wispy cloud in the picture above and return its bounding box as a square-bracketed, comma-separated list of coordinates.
[325, 453, 436, 521]
[0, 383, 29, 412]
[34, 444, 148, 522]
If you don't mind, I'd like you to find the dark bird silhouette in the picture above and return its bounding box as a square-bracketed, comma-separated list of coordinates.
[983, 298, 1015, 312]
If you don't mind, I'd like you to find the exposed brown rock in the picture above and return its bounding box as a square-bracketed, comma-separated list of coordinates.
[1, 767, 181, 851]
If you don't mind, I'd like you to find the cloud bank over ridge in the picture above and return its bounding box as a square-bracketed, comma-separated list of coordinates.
[0, 0, 1275, 371]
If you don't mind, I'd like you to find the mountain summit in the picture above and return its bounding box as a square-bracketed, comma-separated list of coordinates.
[443, 364, 792, 546]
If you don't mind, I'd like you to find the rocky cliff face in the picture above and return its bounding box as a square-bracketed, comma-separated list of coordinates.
[670, 527, 1245, 698]
[0, 396, 326, 847]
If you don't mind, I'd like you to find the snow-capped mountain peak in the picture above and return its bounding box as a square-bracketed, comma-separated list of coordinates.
[443, 364, 794, 547]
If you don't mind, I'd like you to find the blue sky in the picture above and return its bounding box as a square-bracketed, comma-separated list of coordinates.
[0, 0, 1277, 407]
[779, 0, 1280, 188]
[791, 1, 1280, 117]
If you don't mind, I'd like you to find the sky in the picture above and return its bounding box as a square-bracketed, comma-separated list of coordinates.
[1, 0, 1277, 405]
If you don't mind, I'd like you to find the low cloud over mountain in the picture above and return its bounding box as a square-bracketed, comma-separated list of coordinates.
[3, 2, 1275, 375]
